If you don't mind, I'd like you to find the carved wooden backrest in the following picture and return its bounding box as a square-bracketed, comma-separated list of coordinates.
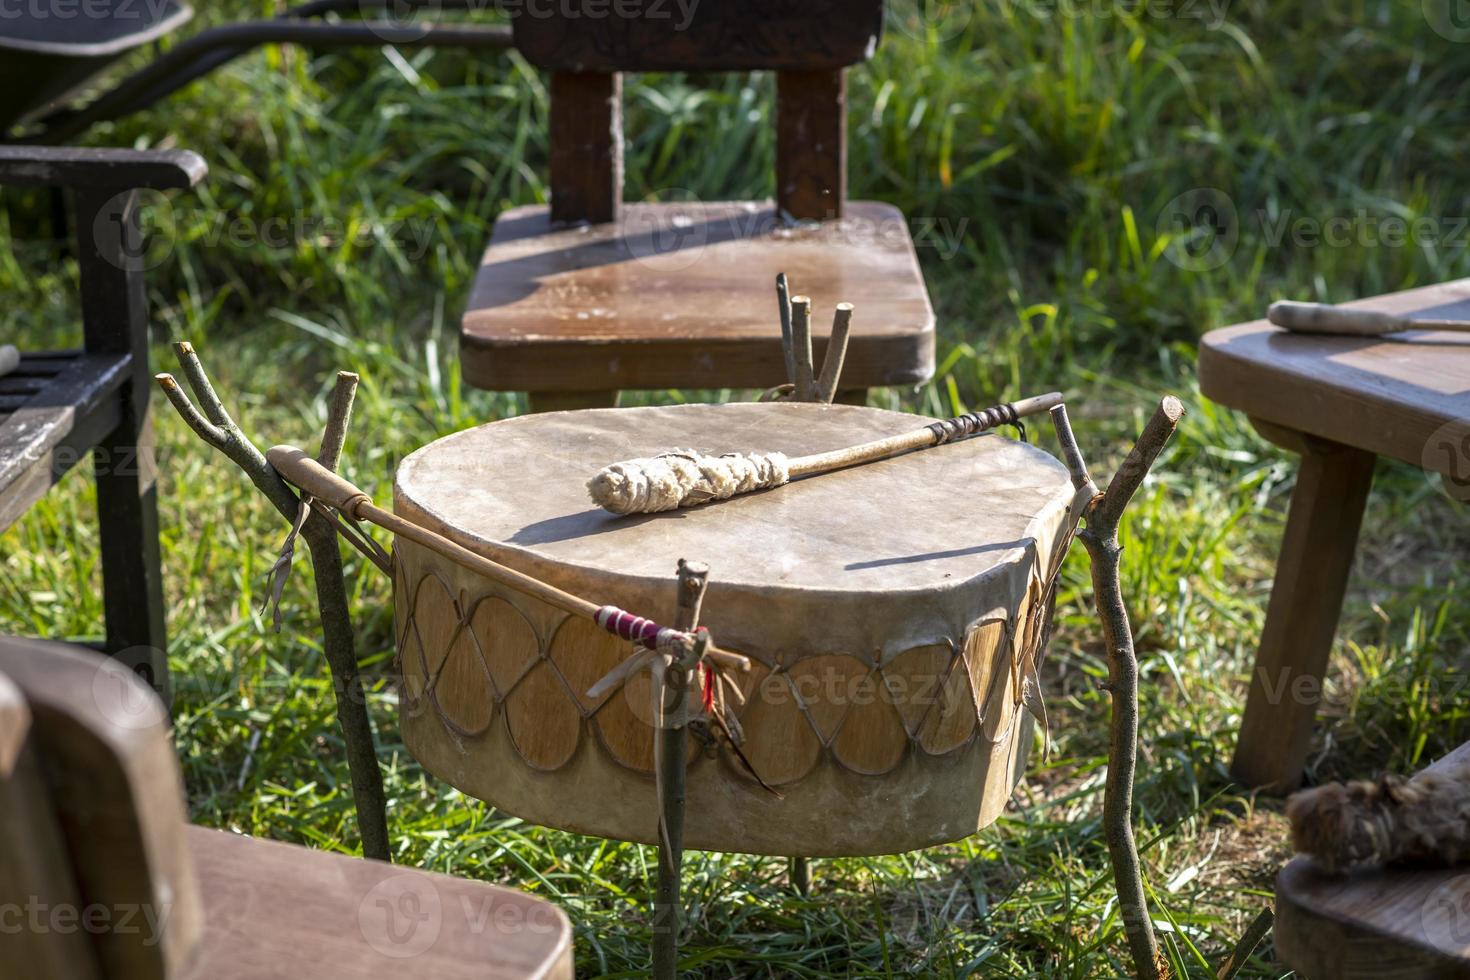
[511, 0, 888, 224]
[0, 638, 202, 980]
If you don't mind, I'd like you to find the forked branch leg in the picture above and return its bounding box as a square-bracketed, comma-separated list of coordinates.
[156, 344, 390, 862]
[1051, 398, 1183, 980]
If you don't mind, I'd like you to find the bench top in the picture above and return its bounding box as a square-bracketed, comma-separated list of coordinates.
[1199, 280, 1470, 471]
[0, 351, 131, 532]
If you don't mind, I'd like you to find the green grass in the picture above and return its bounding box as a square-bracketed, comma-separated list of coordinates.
[5, 1, 1470, 975]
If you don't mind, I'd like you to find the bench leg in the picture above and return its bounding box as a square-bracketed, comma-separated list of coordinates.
[1230, 433, 1375, 793]
[528, 390, 619, 413]
[75, 187, 169, 700]
[93, 416, 169, 697]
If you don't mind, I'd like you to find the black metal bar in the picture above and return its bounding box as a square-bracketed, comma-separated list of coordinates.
[0, 146, 205, 190]
[73, 186, 170, 701]
[28, 20, 514, 143]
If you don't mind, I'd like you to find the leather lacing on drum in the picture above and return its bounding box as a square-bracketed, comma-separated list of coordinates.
[393, 546, 1070, 788]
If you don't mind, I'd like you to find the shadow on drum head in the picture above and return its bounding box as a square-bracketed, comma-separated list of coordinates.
[507, 507, 681, 546]
[845, 538, 1028, 571]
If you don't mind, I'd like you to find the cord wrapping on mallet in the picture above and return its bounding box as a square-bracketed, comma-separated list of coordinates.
[927, 402, 1020, 445]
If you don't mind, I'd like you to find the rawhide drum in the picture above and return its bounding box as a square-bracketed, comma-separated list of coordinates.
[392, 402, 1082, 856]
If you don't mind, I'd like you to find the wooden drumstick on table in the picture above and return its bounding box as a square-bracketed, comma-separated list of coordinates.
[588, 391, 1065, 516]
[264, 445, 749, 673]
[1268, 300, 1470, 337]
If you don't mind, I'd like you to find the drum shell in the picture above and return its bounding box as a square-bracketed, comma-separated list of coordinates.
[392, 535, 1058, 857]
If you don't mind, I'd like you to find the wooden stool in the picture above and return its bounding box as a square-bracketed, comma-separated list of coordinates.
[460, 2, 936, 411]
[1199, 280, 1470, 793]
[1274, 741, 1470, 977]
[0, 635, 574, 979]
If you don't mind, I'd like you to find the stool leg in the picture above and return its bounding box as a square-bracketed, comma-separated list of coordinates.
[790, 856, 811, 895]
[528, 390, 619, 414]
[1230, 435, 1375, 793]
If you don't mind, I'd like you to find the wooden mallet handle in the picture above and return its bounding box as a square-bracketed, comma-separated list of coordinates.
[586, 392, 1067, 516]
[1268, 300, 1470, 337]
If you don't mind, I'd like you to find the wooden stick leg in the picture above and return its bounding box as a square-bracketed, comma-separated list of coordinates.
[1230, 431, 1375, 794]
[790, 856, 811, 896]
[156, 348, 390, 861]
[653, 560, 709, 980]
[652, 740, 685, 980]
[528, 390, 619, 414]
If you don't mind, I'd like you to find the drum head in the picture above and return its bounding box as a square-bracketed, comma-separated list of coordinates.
[396, 401, 1071, 602]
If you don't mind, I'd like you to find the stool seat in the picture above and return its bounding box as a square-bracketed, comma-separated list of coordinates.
[184, 826, 573, 980]
[460, 200, 935, 394]
[1199, 279, 1470, 472]
[0, 635, 576, 980]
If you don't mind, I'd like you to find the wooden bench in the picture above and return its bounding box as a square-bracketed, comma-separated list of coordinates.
[1274, 742, 1470, 978]
[0, 634, 575, 979]
[461, 1, 936, 411]
[0, 146, 206, 698]
[1199, 280, 1470, 793]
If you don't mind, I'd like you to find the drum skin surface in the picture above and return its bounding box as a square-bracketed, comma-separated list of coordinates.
[393, 402, 1079, 856]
